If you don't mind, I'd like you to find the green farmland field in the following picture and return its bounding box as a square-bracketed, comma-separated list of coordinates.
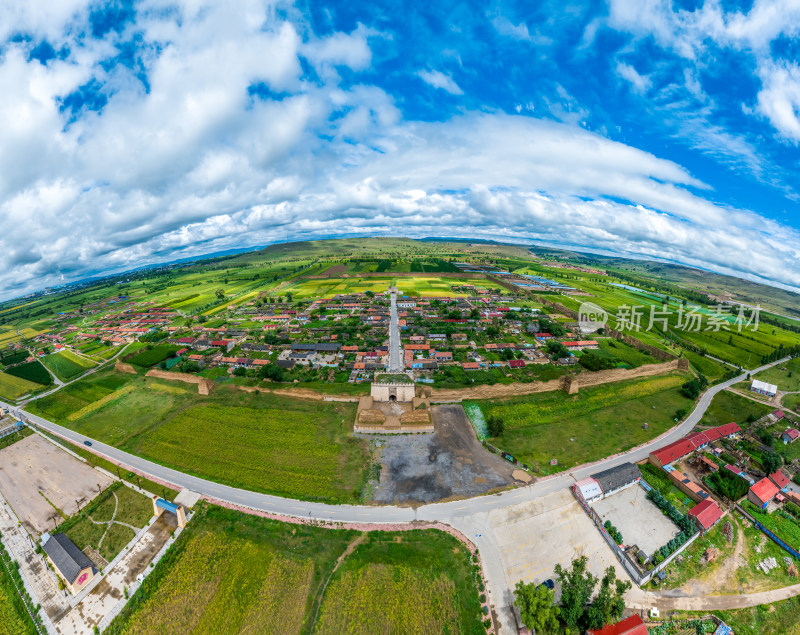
[0, 371, 40, 400]
[0, 551, 35, 635]
[127, 344, 182, 368]
[107, 505, 483, 635]
[42, 350, 96, 382]
[28, 371, 368, 503]
[471, 373, 693, 474]
[4, 361, 51, 386]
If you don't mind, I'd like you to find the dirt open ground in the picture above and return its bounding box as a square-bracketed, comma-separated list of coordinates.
[369, 404, 516, 504]
[0, 434, 113, 535]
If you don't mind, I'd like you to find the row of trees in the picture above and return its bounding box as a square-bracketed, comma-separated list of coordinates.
[515, 556, 631, 634]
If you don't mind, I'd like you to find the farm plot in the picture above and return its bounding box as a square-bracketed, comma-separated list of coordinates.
[316, 530, 483, 635]
[107, 505, 483, 635]
[42, 349, 96, 381]
[26, 369, 134, 422]
[127, 345, 182, 368]
[0, 554, 35, 635]
[4, 361, 51, 386]
[0, 434, 113, 536]
[472, 374, 691, 474]
[132, 398, 365, 502]
[0, 371, 40, 400]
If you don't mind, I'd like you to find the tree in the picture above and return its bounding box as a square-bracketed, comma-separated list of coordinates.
[514, 581, 559, 634]
[232, 366, 247, 377]
[554, 555, 597, 630]
[583, 567, 631, 630]
[546, 341, 569, 359]
[215, 288, 225, 300]
[286, 292, 293, 303]
[763, 451, 782, 474]
[487, 415, 505, 437]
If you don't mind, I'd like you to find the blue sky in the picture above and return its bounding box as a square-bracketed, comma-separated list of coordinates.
[1, 0, 800, 300]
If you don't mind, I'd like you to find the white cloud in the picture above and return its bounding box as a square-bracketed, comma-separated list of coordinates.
[756, 60, 800, 143]
[416, 69, 463, 95]
[616, 62, 652, 94]
[0, 0, 798, 300]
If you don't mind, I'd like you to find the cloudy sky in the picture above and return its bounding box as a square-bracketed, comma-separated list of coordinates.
[3, 0, 800, 300]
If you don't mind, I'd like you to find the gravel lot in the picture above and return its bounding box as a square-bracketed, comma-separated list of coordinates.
[370, 404, 515, 504]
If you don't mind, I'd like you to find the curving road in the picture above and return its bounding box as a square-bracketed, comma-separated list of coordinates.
[1, 356, 791, 634]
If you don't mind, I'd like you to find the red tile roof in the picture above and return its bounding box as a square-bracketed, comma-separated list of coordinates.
[703, 427, 722, 442]
[587, 615, 648, 635]
[688, 499, 724, 531]
[651, 439, 694, 466]
[508, 359, 526, 368]
[716, 422, 742, 437]
[769, 470, 790, 489]
[750, 477, 779, 504]
[784, 428, 800, 441]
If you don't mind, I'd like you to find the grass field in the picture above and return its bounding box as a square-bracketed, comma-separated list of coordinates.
[471, 374, 693, 474]
[0, 371, 41, 400]
[699, 389, 773, 428]
[107, 505, 483, 635]
[59, 482, 154, 563]
[42, 350, 96, 382]
[30, 371, 369, 503]
[594, 338, 659, 367]
[753, 362, 800, 393]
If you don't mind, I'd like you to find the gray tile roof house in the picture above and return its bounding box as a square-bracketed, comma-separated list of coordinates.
[43, 533, 94, 584]
[590, 462, 641, 495]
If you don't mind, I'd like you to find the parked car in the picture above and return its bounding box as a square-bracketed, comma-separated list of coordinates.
[540, 579, 554, 590]
[83, 440, 92, 447]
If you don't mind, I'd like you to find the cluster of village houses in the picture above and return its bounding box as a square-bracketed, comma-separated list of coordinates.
[17, 287, 605, 382]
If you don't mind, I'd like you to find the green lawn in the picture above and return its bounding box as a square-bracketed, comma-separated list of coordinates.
[31, 371, 369, 503]
[681, 350, 732, 382]
[699, 389, 773, 428]
[782, 393, 800, 413]
[471, 373, 693, 474]
[42, 350, 96, 382]
[107, 505, 483, 635]
[58, 482, 155, 563]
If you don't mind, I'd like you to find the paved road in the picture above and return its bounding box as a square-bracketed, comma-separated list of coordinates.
[1, 356, 790, 634]
[387, 288, 403, 372]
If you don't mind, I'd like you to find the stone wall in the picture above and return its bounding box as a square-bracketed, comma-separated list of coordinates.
[431, 358, 686, 401]
[371, 382, 415, 403]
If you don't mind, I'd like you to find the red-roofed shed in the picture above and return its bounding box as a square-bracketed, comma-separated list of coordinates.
[688, 499, 724, 533]
[769, 470, 790, 490]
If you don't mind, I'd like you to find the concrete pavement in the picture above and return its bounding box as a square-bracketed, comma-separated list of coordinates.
[387, 287, 403, 373]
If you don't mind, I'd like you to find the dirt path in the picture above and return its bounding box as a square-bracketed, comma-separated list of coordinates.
[308, 534, 366, 627]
